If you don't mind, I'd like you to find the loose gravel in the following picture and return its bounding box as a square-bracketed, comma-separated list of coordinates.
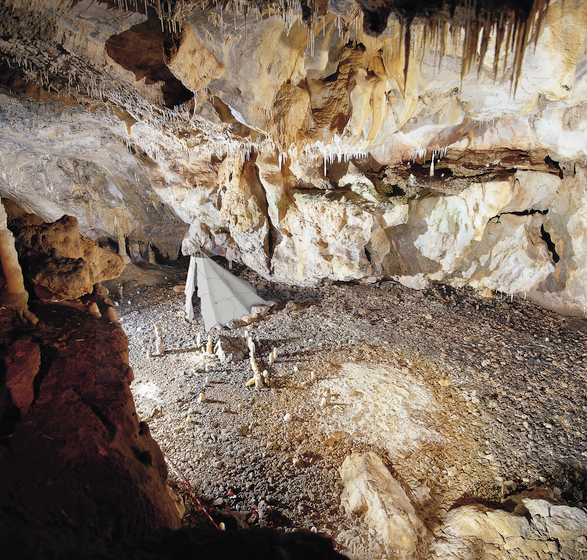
[105, 259, 587, 560]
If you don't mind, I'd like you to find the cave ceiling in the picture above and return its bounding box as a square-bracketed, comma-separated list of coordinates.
[0, 0, 586, 315]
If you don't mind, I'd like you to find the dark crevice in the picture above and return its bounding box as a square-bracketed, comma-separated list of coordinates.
[544, 155, 564, 179]
[501, 208, 548, 216]
[32, 345, 58, 403]
[541, 225, 560, 263]
[75, 391, 118, 442]
[364, 247, 372, 263]
[105, 10, 193, 108]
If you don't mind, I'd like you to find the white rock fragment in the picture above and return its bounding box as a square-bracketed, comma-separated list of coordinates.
[198, 392, 206, 403]
[216, 341, 226, 363]
[340, 452, 428, 557]
[283, 413, 292, 422]
[206, 333, 213, 355]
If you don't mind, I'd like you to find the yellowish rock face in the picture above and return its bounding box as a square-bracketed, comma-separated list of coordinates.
[1, 0, 587, 315]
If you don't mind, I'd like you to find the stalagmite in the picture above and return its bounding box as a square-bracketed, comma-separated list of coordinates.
[154, 325, 164, 355]
[0, 201, 28, 314]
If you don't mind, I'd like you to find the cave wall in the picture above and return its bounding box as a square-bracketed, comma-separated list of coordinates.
[0, 0, 586, 314]
[0, 202, 181, 545]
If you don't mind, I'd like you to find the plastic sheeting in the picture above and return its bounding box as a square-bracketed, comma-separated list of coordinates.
[186, 256, 267, 331]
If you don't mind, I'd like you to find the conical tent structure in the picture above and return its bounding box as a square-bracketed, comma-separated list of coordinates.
[185, 255, 268, 331]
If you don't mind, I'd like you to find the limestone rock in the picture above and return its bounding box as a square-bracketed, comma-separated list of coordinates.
[30, 256, 93, 300]
[13, 214, 124, 300]
[3, 339, 40, 412]
[434, 497, 587, 560]
[165, 25, 225, 92]
[0, 300, 181, 541]
[340, 451, 429, 557]
[217, 335, 248, 363]
[1, 1, 587, 313]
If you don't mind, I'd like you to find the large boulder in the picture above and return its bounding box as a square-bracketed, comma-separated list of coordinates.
[340, 452, 429, 558]
[12, 213, 125, 300]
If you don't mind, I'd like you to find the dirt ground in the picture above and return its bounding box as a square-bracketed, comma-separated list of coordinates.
[104, 259, 587, 560]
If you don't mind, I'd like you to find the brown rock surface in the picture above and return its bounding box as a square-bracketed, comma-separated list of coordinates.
[12, 213, 125, 299]
[0, 298, 181, 541]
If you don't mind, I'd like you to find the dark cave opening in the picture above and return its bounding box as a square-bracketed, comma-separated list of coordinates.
[541, 225, 560, 263]
[105, 11, 193, 109]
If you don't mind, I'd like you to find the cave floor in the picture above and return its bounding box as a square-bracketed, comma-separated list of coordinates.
[108, 260, 587, 560]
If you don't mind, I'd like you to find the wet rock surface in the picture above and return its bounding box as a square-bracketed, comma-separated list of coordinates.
[112, 260, 587, 559]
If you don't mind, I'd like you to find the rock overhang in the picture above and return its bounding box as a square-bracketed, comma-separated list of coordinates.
[0, 0, 586, 314]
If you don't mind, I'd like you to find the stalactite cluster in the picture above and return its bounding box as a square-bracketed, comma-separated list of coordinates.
[112, 0, 550, 93]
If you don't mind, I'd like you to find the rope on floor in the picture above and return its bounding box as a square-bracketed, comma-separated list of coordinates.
[163, 453, 220, 529]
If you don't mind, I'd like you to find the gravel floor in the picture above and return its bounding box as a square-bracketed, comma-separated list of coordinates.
[105, 259, 587, 560]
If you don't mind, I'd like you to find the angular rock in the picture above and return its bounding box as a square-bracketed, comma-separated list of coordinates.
[340, 452, 428, 557]
[217, 335, 248, 362]
[435, 497, 587, 559]
[13, 214, 124, 300]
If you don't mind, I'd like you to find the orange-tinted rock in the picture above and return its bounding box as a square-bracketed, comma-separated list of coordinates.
[4, 339, 40, 412]
[14, 214, 125, 300]
[0, 301, 180, 540]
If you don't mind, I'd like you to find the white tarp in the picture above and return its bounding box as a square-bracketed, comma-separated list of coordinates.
[185, 256, 268, 331]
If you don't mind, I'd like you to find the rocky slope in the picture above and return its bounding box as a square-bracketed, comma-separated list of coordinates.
[0, 204, 182, 549]
[113, 258, 587, 560]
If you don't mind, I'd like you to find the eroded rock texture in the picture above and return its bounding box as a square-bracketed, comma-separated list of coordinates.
[0, 202, 181, 548]
[0, 0, 586, 314]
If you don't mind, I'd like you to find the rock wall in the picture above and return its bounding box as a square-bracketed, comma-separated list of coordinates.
[0, 0, 586, 313]
[0, 202, 181, 544]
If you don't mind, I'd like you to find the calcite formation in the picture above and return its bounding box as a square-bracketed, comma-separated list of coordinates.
[10, 210, 125, 299]
[0, 0, 586, 314]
